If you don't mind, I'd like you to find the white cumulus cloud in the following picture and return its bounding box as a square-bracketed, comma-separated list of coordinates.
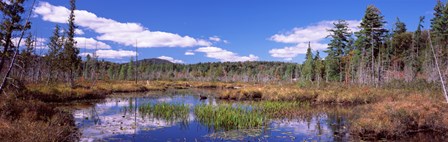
[157, 56, 184, 63]
[195, 46, 259, 62]
[185, 50, 195, 56]
[75, 29, 84, 35]
[209, 36, 221, 42]
[34, 2, 211, 48]
[12, 37, 48, 49]
[80, 49, 136, 59]
[269, 42, 327, 61]
[269, 20, 360, 60]
[74, 37, 111, 49]
[270, 20, 360, 44]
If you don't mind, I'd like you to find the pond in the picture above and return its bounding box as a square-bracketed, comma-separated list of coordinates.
[72, 89, 351, 142]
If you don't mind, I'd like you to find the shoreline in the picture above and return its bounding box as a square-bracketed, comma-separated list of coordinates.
[1, 80, 447, 141]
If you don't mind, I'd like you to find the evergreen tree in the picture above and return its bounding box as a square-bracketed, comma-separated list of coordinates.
[119, 64, 127, 80]
[430, 0, 448, 64]
[108, 65, 115, 80]
[83, 54, 91, 79]
[46, 25, 63, 83]
[314, 51, 324, 85]
[0, 0, 30, 91]
[127, 58, 134, 80]
[356, 5, 388, 85]
[326, 20, 353, 82]
[302, 43, 314, 81]
[431, 0, 445, 41]
[62, 0, 81, 88]
[393, 17, 407, 35]
[20, 33, 34, 81]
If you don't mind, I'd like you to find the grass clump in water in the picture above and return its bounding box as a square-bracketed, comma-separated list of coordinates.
[138, 102, 189, 123]
[194, 104, 265, 131]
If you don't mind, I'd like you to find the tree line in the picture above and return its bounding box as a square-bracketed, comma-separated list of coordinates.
[2, 0, 448, 93]
[302, 2, 448, 87]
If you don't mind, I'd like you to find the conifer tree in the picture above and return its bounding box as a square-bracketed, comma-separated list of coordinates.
[302, 43, 314, 82]
[20, 33, 34, 81]
[326, 20, 353, 82]
[393, 18, 407, 35]
[356, 5, 388, 85]
[119, 64, 127, 80]
[314, 51, 324, 86]
[127, 58, 134, 80]
[62, 0, 81, 88]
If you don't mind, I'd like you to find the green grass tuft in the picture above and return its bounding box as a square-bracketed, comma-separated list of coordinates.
[194, 104, 265, 131]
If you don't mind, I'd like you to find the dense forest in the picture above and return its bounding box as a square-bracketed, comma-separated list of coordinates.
[3, 0, 448, 88]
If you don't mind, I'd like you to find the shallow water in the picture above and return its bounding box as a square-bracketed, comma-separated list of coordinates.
[73, 90, 351, 142]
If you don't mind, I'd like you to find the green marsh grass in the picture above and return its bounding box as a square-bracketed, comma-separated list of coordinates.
[194, 104, 265, 131]
[252, 101, 310, 118]
[138, 102, 189, 123]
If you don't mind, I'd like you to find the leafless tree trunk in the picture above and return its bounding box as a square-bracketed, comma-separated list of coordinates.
[428, 31, 448, 103]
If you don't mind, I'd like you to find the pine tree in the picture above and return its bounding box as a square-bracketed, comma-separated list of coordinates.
[314, 51, 324, 86]
[119, 64, 127, 80]
[0, 0, 30, 90]
[431, 1, 447, 63]
[393, 18, 407, 35]
[326, 20, 353, 82]
[356, 5, 388, 85]
[62, 0, 81, 88]
[127, 58, 134, 80]
[20, 33, 35, 81]
[83, 54, 91, 80]
[108, 65, 115, 80]
[431, 0, 445, 42]
[46, 25, 63, 83]
[302, 43, 314, 82]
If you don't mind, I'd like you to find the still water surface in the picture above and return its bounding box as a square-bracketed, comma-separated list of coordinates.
[73, 90, 350, 142]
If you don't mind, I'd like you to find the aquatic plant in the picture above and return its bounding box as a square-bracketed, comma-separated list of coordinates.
[138, 102, 189, 123]
[194, 104, 265, 131]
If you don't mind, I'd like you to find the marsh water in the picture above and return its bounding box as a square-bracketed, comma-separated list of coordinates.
[72, 89, 351, 142]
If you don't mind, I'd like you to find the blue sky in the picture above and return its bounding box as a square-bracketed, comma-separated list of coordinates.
[29, 0, 443, 63]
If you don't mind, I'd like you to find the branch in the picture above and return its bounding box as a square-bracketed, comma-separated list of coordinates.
[0, 0, 37, 94]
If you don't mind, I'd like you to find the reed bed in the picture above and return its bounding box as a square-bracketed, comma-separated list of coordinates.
[194, 104, 265, 131]
[138, 102, 189, 123]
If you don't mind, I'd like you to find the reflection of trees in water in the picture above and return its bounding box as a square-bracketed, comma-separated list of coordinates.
[326, 111, 349, 142]
[276, 105, 353, 141]
[90, 107, 101, 125]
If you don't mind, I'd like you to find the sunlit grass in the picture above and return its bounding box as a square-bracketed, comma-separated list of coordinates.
[350, 94, 448, 140]
[138, 102, 189, 123]
[194, 104, 265, 131]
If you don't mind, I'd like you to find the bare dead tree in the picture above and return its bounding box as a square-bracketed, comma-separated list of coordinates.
[427, 30, 448, 103]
